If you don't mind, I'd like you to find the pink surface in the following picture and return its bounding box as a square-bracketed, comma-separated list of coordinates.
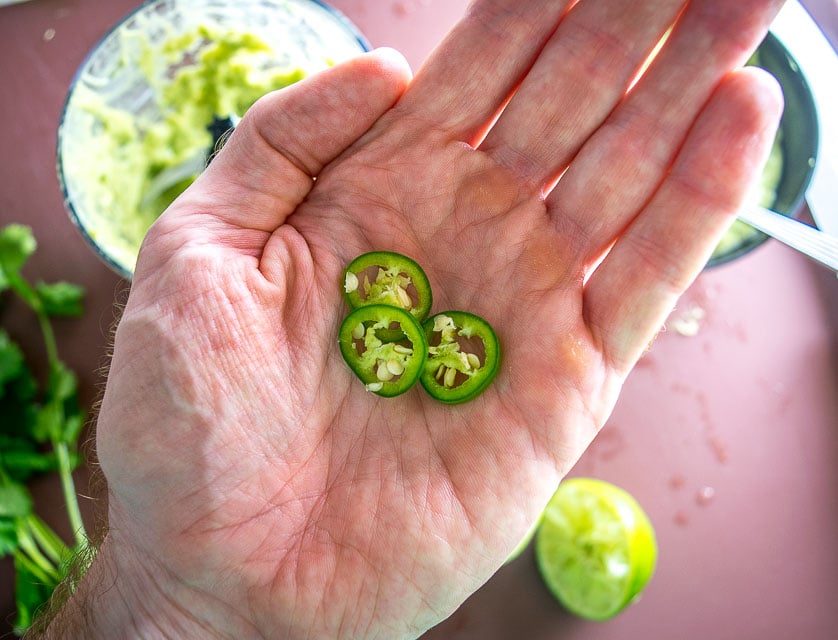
[1, 0, 836, 637]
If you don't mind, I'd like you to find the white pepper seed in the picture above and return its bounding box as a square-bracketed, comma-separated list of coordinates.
[376, 361, 394, 382]
[344, 272, 359, 293]
[397, 286, 412, 309]
[444, 366, 457, 388]
[351, 323, 365, 340]
[386, 359, 405, 376]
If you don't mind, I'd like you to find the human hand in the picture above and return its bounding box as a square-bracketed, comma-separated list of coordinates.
[60, 1, 783, 638]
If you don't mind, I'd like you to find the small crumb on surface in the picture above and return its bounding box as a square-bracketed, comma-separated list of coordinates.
[669, 305, 706, 337]
[668, 473, 687, 491]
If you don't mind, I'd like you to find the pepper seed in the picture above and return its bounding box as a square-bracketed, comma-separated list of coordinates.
[351, 323, 365, 340]
[443, 367, 457, 388]
[386, 359, 405, 376]
[344, 271, 359, 293]
[376, 361, 394, 382]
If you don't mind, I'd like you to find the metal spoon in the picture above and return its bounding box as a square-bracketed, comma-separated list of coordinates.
[737, 205, 838, 272]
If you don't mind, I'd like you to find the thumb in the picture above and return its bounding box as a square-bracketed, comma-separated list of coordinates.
[156, 48, 412, 237]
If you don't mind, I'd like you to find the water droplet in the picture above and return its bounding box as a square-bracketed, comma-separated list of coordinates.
[668, 474, 687, 491]
[706, 434, 729, 464]
[591, 425, 625, 461]
[674, 510, 690, 526]
[695, 486, 715, 506]
[393, 0, 416, 16]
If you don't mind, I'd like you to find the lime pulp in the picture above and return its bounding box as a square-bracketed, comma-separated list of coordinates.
[534, 477, 657, 620]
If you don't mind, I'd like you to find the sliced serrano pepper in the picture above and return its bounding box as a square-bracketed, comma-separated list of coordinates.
[338, 304, 427, 397]
[420, 311, 501, 404]
[342, 251, 432, 321]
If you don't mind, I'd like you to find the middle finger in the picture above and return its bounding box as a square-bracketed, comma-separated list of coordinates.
[479, 0, 685, 186]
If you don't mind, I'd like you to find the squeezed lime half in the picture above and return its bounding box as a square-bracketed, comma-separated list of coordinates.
[534, 477, 657, 620]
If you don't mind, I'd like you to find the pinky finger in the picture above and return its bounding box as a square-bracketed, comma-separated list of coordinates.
[583, 67, 783, 375]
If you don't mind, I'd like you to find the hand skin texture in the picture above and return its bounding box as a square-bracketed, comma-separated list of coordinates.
[37, 0, 784, 638]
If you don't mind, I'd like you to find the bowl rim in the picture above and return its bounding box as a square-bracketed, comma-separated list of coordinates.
[56, 0, 371, 280]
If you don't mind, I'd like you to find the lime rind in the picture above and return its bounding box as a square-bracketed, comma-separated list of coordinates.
[534, 478, 657, 621]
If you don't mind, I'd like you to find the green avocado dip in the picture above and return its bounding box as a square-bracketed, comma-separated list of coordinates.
[134, 28, 306, 219]
[60, 11, 364, 276]
[65, 26, 308, 273]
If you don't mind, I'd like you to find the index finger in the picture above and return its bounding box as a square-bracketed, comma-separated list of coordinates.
[396, 0, 573, 144]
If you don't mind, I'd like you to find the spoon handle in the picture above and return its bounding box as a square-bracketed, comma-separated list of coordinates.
[737, 205, 838, 273]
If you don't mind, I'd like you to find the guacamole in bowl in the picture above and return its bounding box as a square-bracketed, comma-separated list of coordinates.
[58, 0, 368, 279]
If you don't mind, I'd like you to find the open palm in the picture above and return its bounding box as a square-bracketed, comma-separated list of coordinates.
[90, 1, 782, 638]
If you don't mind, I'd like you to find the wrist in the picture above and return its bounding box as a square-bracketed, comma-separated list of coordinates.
[33, 531, 229, 640]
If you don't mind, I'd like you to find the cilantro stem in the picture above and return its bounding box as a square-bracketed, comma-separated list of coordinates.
[34, 289, 88, 546]
[4, 268, 57, 364]
[36, 307, 60, 372]
[54, 442, 86, 547]
[14, 527, 62, 585]
[14, 549, 59, 588]
[26, 513, 71, 565]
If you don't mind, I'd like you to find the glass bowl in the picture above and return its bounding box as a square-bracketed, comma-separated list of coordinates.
[57, 0, 369, 279]
[707, 31, 819, 268]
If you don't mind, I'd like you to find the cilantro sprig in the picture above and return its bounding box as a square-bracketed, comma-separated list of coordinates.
[1, 224, 88, 636]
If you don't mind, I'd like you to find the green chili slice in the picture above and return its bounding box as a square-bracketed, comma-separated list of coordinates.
[420, 311, 501, 404]
[342, 251, 432, 321]
[338, 304, 427, 397]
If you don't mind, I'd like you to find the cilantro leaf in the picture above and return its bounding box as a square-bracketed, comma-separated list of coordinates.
[0, 517, 17, 556]
[0, 365, 37, 441]
[0, 438, 62, 481]
[0, 483, 33, 518]
[31, 363, 85, 445]
[49, 362, 79, 404]
[0, 329, 25, 386]
[0, 224, 37, 276]
[35, 281, 85, 317]
[13, 553, 56, 635]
